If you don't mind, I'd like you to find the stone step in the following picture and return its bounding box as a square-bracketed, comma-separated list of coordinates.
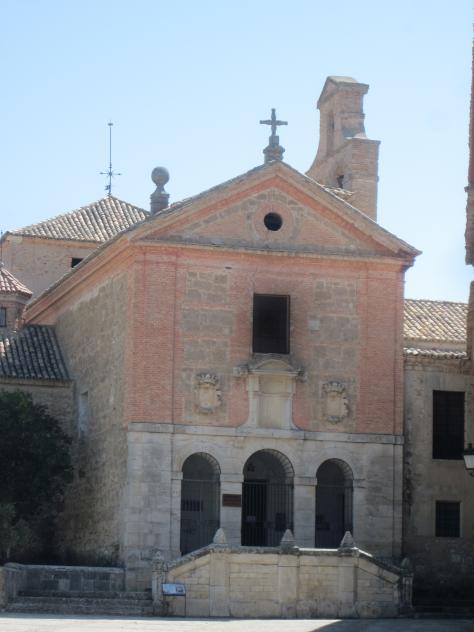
[6, 595, 154, 616]
[413, 604, 474, 618]
[19, 589, 151, 601]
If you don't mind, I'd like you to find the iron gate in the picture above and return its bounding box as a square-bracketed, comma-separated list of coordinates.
[241, 481, 293, 546]
[180, 478, 220, 555]
[315, 482, 353, 548]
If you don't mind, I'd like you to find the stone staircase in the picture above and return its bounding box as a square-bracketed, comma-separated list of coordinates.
[5, 590, 154, 616]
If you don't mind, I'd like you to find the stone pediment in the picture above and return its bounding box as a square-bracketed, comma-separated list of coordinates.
[234, 356, 304, 378]
[132, 162, 419, 262]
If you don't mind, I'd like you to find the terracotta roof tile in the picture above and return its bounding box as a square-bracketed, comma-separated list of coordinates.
[0, 325, 69, 381]
[403, 347, 467, 360]
[403, 299, 467, 344]
[0, 265, 32, 297]
[12, 196, 148, 243]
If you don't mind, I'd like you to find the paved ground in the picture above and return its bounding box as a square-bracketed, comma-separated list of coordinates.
[0, 615, 473, 632]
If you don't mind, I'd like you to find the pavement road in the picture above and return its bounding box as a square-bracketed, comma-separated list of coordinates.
[0, 616, 473, 632]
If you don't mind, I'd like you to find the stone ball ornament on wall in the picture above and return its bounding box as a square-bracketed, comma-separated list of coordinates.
[322, 381, 349, 423]
[194, 373, 222, 414]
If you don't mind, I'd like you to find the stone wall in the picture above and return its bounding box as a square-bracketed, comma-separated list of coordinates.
[2, 236, 96, 298]
[403, 356, 474, 595]
[53, 272, 129, 565]
[0, 563, 125, 608]
[127, 232, 405, 438]
[0, 379, 74, 436]
[124, 423, 403, 586]
[153, 536, 411, 618]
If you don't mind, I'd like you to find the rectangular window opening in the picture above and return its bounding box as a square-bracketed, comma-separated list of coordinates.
[432, 390, 465, 460]
[252, 294, 290, 354]
[0, 307, 6, 327]
[71, 257, 83, 268]
[78, 391, 89, 437]
[435, 501, 460, 538]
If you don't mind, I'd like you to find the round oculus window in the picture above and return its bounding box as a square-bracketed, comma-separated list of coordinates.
[263, 212, 283, 231]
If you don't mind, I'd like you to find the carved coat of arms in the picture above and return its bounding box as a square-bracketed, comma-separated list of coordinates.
[322, 381, 349, 423]
[195, 373, 222, 414]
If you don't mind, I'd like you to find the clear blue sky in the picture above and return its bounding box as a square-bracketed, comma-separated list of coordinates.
[1, 0, 472, 301]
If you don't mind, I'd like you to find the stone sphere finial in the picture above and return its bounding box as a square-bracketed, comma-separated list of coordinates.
[150, 166, 170, 214]
[151, 167, 170, 189]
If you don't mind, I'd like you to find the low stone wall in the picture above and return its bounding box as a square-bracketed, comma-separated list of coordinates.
[0, 564, 24, 608]
[152, 531, 412, 619]
[0, 563, 125, 607]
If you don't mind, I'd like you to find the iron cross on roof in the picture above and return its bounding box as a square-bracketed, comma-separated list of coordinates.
[260, 108, 287, 163]
[260, 108, 288, 137]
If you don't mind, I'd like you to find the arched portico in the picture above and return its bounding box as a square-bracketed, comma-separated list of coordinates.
[315, 459, 353, 548]
[241, 449, 294, 546]
[180, 452, 220, 555]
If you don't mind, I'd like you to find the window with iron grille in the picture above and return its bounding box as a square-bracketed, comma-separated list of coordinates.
[252, 294, 290, 354]
[435, 501, 460, 537]
[0, 307, 6, 327]
[432, 390, 464, 460]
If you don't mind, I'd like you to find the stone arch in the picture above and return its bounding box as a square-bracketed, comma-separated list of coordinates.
[182, 451, 221, 480]
[315, 458, 353, 548]
[241, 449, 294, 546]
[180, 452, 220, 555]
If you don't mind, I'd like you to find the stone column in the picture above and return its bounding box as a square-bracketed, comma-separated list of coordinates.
[293, 476, 316, 547]
[278, 547, 299, 618]
[209, 546, 230, 616]
[151, 552, 167, 615]
[337, 553, 357, 617]
[170, 472, 183, 558]
[351, 478, 366, 547]
[219, 474, 244, 546]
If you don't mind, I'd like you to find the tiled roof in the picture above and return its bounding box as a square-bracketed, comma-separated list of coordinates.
[403, 299, 467, 343]
[0, 325, 69, 381]
[11, 196, 148, 243]
[404, 348, 467, 360]
[0, 264, 32, 297]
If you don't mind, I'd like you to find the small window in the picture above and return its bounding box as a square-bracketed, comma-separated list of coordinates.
[264, 212, 282, 231]
[71, 257, 83, 268]
[78, 391, 89, 437]
[435, 501, 460, 538]
[0, 307, 6, 327]
[337, 175, 344, 188]
[252, 294, 290, 354]
[433, 390, 464, 459]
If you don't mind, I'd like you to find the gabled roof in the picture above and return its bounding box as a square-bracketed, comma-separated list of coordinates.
[0, 264, 32, 297]
[25, 161, 420, 320]
[135, 161, 419, 259]
[403, 298, 467, 344]
[9, 196, 148, 243]
[0, 325, 69, 381]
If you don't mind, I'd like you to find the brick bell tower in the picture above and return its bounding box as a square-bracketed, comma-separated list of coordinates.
[306, 76, 380, 221]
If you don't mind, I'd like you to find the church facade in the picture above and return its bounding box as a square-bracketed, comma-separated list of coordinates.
[1, 76, 473, 597]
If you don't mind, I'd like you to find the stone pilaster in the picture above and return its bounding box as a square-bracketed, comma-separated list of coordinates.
[293, 476, 316, 547]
